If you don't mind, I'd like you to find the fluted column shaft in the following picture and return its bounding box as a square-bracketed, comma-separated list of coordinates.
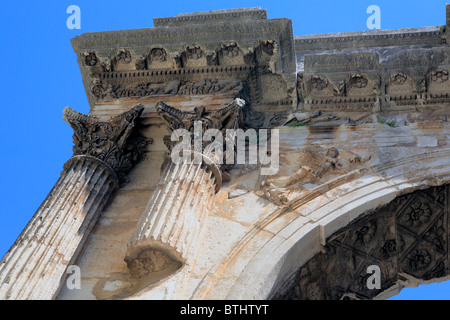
[0, 104, 146, 300]
[0, 156, 118, 300]
[126, 156, 219, 274]
[125, 99, 243, 277]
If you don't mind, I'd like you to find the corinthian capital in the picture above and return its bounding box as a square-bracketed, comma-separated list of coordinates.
[156, 98, 245, 150]
[63, 104, 149, 184]
[156, 98, 245, 134]
[156, 98, 245, 180]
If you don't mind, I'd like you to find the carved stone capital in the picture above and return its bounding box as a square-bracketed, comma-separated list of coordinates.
[63, 104, 148, 184]
[156, 98, 245, 176]
[156, 98, 244, 134]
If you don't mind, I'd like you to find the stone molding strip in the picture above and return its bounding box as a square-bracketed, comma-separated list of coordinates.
[154, 7, 267, 27]
[295, 27, 444, 52]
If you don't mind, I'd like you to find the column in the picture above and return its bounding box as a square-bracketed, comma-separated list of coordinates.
[0, 105, 147, 300]
[125, 99, 244, 277]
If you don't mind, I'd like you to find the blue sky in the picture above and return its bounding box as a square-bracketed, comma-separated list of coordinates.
[0, 0, 448, 300]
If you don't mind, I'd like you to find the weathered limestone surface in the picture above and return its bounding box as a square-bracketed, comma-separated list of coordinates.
[0, 156, 119, 299]
[71, 7, 296, 113]
[56, 111, 450, 300]
[447, 4, 450, 44]
[295, 27, 450, 113]
[191, 118, 450, 300]
[3, 6, 450, 300]
[273, 184, 450, 300]
[0, 106, 146, 300]
[153, 7, 267, 27]
[125, 159, 217, 273]
[124, 98, 243, 283]
[56, 150, 167, 300]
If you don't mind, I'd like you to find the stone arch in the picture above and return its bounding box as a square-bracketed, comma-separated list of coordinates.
[192, 150, 450, 299]
[272, 183, 450, 300]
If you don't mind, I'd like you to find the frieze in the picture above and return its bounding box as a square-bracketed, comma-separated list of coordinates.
[79, 38, 296, 110]
[301, 66, 450, 111]
[390, 72, 408, 85]
[93, 78, 245, 101]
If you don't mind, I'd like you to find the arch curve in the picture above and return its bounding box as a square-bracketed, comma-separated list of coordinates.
[272, 183, 450, 300]
[192, 149, 450, 299]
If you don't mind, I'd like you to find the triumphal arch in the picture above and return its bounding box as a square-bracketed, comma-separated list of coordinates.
[1, 6, 450, 300]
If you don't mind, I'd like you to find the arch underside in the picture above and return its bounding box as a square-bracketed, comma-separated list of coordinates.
[272, 184, 450, 300]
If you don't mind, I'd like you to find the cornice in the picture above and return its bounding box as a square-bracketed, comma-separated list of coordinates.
[71, 19, 293, 52]
[295, 27, 445, 52]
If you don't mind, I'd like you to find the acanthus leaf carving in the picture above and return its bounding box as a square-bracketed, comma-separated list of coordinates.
[156, 98, 245, 170]
[63, 104, 150, 184]
[156, 98, 244, 140]
[309, 75, 328, 91]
